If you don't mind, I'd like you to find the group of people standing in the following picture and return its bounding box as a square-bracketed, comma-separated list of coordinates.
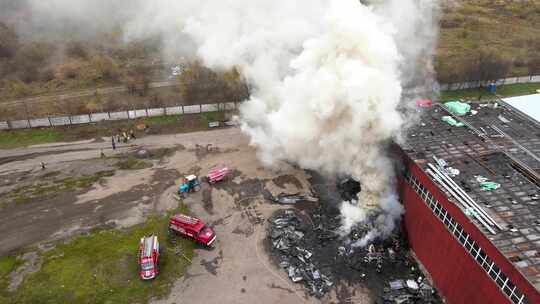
[111, 129, 136, 150]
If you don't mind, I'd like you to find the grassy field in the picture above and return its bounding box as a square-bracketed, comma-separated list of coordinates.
[438, 1, 540, 78]
[0, 111, 232, 149]
[0, 206, 195, 304]
[0, 170, 116, 209]
[115, 157, 152, 170]
[440, 82, 540, 101]
[0, 128, 70, 149]
[0, 256, 21, 292]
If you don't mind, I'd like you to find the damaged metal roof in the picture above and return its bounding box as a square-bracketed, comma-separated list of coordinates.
[401, 99, 540, 291]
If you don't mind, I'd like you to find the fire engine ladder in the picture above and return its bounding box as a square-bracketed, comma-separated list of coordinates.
[173, 214, 199, 224]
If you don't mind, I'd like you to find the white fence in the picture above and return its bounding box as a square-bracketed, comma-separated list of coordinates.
[440, 75, 540, 91]
[0, 102, 238, 131]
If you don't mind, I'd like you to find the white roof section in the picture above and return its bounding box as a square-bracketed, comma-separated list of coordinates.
[504, 93, 540, 123]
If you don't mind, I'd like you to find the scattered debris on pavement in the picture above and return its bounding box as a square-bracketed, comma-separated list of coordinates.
[269, 210, 332, 297]
[267, 192, 318, 205]
[267, 205, 443, 303]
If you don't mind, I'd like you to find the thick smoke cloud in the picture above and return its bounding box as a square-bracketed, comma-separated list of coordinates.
[158, 0, 439, 244]
[1, 0, 138, 42]
[4, 0, 440, 245]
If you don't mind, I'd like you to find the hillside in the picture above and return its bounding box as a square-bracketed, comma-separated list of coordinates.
[437, 0, 540, 82]
[0, 0, 539, 101]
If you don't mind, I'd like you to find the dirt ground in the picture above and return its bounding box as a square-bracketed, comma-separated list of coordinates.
[0, 128, 371, 303]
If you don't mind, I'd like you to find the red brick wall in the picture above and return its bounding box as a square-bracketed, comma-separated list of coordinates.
[399, 155, 540, 304]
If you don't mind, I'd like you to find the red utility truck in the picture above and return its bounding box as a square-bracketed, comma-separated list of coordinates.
[169, 213, 216, 246]
[138, 235, 160, 280]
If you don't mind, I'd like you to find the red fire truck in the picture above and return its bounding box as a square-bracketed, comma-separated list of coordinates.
[169, 213, 216, 246]
[138, 235, 160, 280]
[206, 166, 232, 184]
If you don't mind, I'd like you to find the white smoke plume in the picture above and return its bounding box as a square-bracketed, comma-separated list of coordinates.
[233, 1, 407, 244]
[9, 0, 440, 245]
[126, 0, 439, 245]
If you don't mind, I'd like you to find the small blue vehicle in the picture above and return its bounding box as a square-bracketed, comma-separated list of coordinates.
[179, 175, 201, 196]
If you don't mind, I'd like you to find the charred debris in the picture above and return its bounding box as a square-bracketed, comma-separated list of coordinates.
[266, 176, 443, 303]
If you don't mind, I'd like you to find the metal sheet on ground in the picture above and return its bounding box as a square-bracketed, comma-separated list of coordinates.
[110, 111, 129, 120]
[71, 115, 91, 124]
[224, 102, 236, 110]
[30, 118, 51, 127]
[184, 105, 201, 114]
[50, 116, 70, 126]
[10, 120, 30, 129]
[134, 110, 147, 118]
[165, 106, 182, 115]
[504, 94, 540, 123]
[201, 104, 219, 113]
[148, 108, 165, 117]
[90, 113, 109, 122]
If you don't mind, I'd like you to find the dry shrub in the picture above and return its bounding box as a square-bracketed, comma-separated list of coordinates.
[81, 55, 120, 84]
[65, 41, 89, 59]
[57, 61, 83, 80]
[0, 22, 18, 59]
[440, 17, 464, 28]
[177, 62, 248, 105]
[529, 57, 540, 75]
[1, 79, 32, 98]
[513, 57, 527, 68]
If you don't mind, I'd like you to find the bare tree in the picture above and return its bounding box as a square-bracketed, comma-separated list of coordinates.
[475, 50, 511, 85]
[0, 22, 18, 59]
[123, 63, 151, 96]
[528, 57, 540, 75]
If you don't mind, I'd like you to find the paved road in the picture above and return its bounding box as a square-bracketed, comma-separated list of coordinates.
[0, 128, 369, 303]
[0, 80, 175, 107]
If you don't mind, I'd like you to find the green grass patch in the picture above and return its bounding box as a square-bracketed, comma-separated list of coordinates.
[0, 255, 22, 304]
[200, 111, 223, 125]
[1, 206, 195, 304]
[0, 256, 19, 277]
[0, 170, 115, 208]
[59, 171, 115, 189]
[0, 111, 234, 149]
[115, 157, 152, 170]
[0, 128, 68, 149]
[440, 82, 540, 102]
[144, 115, 182, 126]
[493, 82, 540, 97]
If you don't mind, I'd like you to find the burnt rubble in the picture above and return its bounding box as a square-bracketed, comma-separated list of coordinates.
[267, 192, 319, 205]
[267, 207, 443, 303]
[269, 210, 333, 297]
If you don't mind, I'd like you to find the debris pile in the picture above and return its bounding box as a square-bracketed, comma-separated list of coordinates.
[269, 210, 333, 297]
[268, 192, 318, 205]
[268, 207, 443, 303]
[384, 279, 436, 303]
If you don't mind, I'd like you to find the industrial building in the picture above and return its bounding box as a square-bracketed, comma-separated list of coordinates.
[397, 98, 540, 304]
